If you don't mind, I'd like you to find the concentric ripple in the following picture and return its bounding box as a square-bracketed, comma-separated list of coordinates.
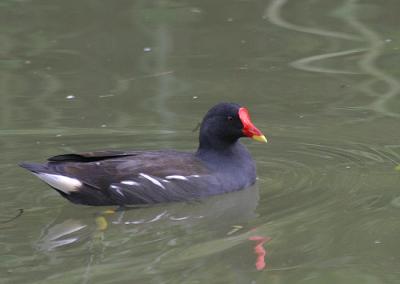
[255, 137, 399, 220]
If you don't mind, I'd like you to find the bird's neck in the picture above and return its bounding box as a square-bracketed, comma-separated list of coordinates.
[196, 138, 250, 167]
[197, 133, 238, 152]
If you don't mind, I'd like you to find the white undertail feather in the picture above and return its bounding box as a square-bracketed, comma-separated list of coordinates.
[34, 173, 82, 194]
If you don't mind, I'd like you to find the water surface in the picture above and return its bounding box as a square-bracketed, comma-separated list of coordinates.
[1, 0, 400, 283]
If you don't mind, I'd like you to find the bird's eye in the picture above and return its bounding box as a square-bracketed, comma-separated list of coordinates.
[227, 116, 233, 121]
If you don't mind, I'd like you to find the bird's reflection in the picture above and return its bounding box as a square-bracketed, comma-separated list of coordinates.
[37, 186, 260, 252]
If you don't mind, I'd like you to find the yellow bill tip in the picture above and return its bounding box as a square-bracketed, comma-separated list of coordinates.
[252, 135, 268, 143]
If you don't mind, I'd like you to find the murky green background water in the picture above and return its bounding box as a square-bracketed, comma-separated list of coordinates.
[1, 0, 400, 283]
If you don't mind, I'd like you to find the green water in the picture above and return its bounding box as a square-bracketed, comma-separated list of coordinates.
[1, 0, 400, 283]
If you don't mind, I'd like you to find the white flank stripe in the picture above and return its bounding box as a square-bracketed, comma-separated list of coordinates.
[35, 173, 81, 194]
[139, 173, 165, 189]
[121, 180, 139, 186]
[190, 175, 200, 178]
[165, 175, 188, 181]
[116, 188, 125, 196]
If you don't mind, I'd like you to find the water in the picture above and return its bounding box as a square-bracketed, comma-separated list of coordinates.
[1, 0, 400, 283]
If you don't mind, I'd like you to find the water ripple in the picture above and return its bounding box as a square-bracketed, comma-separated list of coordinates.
[263, 0, 363, 41]
[265, 0, 400, 117]
[256, 139, 399, 218]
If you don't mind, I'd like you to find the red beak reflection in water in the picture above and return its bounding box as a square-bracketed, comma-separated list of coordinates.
[248, 235, 272, 270]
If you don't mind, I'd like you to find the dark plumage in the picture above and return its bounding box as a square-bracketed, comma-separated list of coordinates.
[20, 103, 267, 206]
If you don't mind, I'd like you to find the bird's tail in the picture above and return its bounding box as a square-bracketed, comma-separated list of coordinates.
[19, 162, 49, 174]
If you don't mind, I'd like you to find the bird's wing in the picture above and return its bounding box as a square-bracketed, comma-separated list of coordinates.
[47, 150, 141, 162]
[40, 150, 215, 205]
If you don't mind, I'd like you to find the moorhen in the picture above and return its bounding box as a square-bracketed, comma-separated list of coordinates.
[20, 103, 267, 206]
